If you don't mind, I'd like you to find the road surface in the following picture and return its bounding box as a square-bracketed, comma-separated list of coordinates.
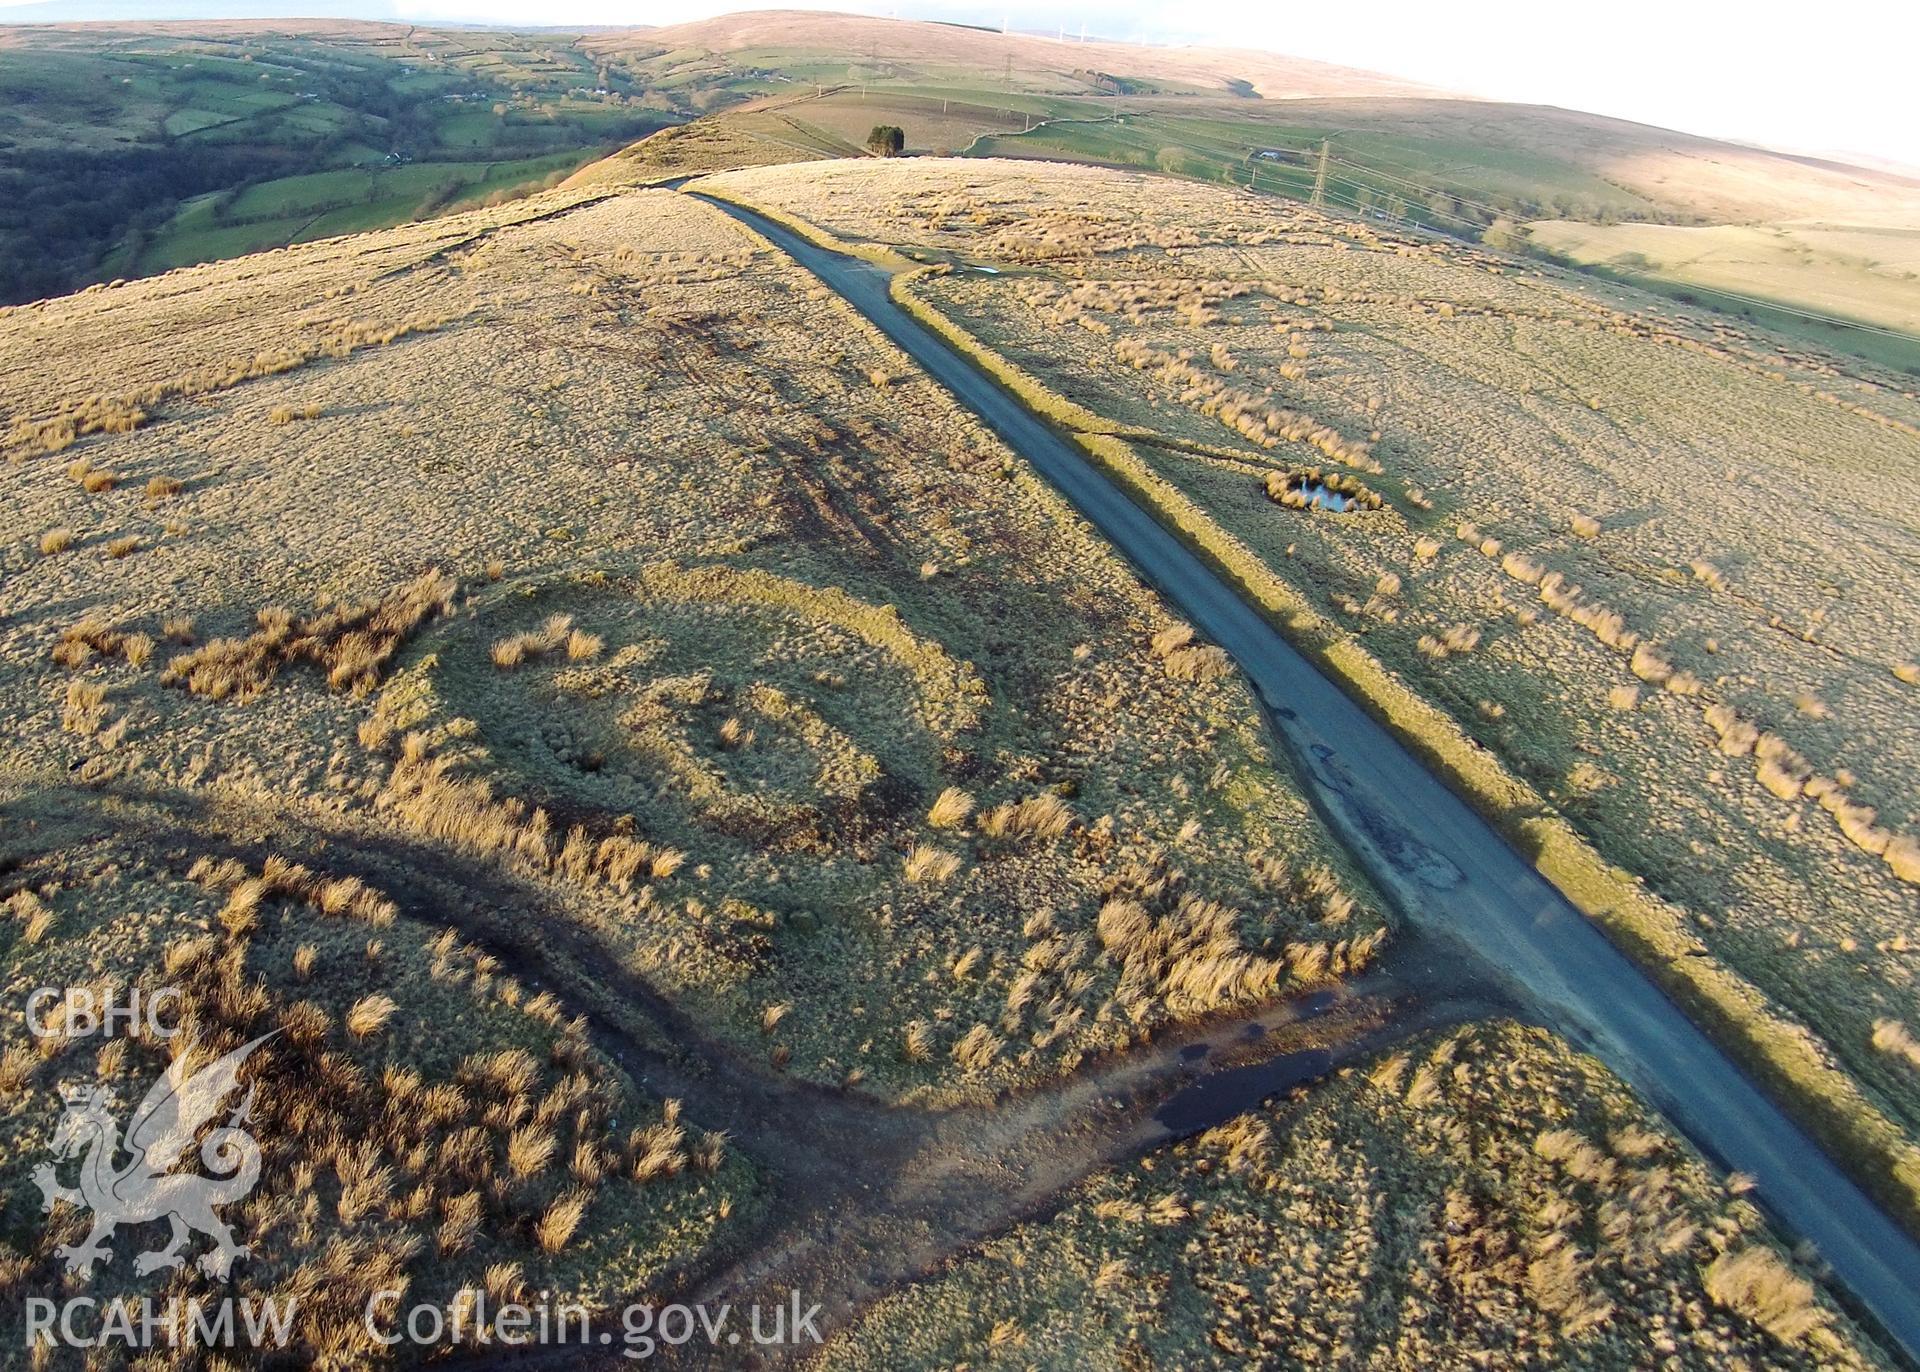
[690, 189, 1920, 1359]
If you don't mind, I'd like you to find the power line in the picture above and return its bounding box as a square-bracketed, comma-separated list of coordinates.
[1222, 134, 1512, 229]
[1573, 268, 1920, 340]
[1323, 176, 1489, 233]
[1149, 119, 1541, 222]
[1325, 140, 1493, 183]
[1111, 115, 1516, 217]
[1329, 159, 1511, 222]
[1338, 148, 1578, 224]
[1278, 165, 1912, 340]
[1103, 117, 1514, 229]
[1246, 170, 1400, 227]
[1275, 135, 1538, 213]
[1232, 150, 1425, 223]
[1311, 187, 1377, 218]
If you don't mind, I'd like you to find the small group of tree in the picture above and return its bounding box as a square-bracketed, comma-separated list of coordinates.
[866, 125, 906, 157]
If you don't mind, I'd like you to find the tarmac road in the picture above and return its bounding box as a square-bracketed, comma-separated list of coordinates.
[690, 189, 1920, 1359]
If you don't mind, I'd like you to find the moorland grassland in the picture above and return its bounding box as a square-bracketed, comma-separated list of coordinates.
[0, 175, 1415, 1361]
[698, 156, 1920, 1193]
[821, 1022, 1890, 1369]
[2, 111, 1916, 1365]
[587, 12, 1920, 368]
[0, 6, 1435, 304]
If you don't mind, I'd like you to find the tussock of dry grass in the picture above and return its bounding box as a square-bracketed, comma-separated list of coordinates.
[7, 394, 148, 457]
[1417, 623, 1482, 659]
[490, 614, 576, 669]
[927, 786, 975, 829]
[50, 613, 127, 668]
[903, 844, 962, 884]
[60, 679, 110, 736]
[1703, 1247, 1827, 1345]
[1161, 643, 1233, 681]
[69, 458, 119, 493]
[344, 991, 399, 1038]
[1873, 1019, 1920, 1071]
[976, 792, 1075, 841]
[159, 568, 455, 701]
[1146, 622, 1233, 681]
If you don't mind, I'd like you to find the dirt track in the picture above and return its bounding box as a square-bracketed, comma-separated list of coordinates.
[0, 779, 1498, 1367]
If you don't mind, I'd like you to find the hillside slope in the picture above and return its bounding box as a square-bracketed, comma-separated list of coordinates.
[577, 12, 1920, 224]
[582, 8, 1444, 101]
[0, 19, 682, 300]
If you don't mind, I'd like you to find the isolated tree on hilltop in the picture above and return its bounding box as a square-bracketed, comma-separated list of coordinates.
[867, 125, 905, 157]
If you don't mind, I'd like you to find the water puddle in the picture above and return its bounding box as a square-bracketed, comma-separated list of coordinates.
[1154, 1047, 1336, 1135]
[1265, 467, 1383, 513]
[1299, 482, 1357, 512]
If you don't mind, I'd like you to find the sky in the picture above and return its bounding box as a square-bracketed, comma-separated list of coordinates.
[5, 0, 1917, 167]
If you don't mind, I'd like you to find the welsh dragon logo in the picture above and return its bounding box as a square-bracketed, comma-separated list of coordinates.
[32, 1032, 274, 1280]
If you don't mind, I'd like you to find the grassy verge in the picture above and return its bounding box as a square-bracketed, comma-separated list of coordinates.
[877, 262, 1920, 1241]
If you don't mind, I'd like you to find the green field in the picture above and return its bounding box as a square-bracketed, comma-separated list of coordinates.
[962, 105, 1661, 232]
[117, 149, 604, 274]
[1525, 219, 1920, 372]
[0, 22, 703, 302]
